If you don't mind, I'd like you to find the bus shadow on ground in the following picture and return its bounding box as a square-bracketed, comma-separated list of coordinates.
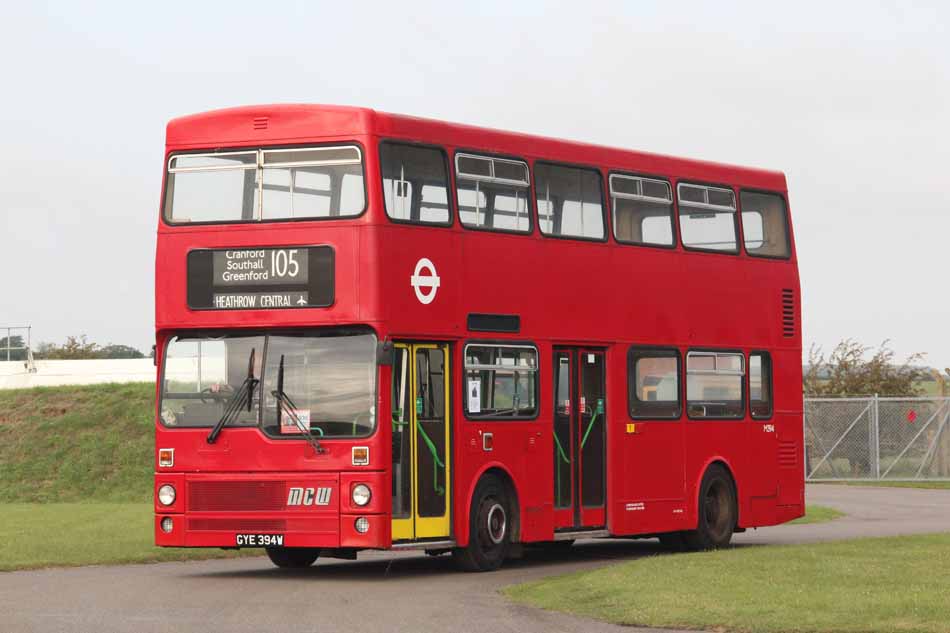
[187, 538, 766, 582]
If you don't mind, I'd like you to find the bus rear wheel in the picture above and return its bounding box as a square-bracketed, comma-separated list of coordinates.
[265, 547, 320, 568]
[453, 475, 511, 572]
[683, 464, 737, 551]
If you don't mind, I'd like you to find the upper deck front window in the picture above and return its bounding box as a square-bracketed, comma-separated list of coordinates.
[164, 145, 365, 224]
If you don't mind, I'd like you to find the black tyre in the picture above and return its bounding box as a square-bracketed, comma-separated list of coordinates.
[658, 532, 686, 551]
[453, 475, 511, 572]
[265, 547, 320, 568]
[683, 464, 737, 551]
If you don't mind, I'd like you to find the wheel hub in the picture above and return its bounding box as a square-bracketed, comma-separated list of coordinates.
[486, 503, 506, 545]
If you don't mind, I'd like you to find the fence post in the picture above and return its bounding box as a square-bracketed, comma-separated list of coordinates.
[873, 393, 880, 480]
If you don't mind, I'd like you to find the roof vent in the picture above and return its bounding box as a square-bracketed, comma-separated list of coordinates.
[781, 289, 796, 338]
[252, 116, 269, 130]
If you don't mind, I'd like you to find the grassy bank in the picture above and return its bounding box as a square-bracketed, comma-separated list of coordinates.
[505, 532, 950, 633]
[0, 384, 260, 571]
[0, 383, 155, 502]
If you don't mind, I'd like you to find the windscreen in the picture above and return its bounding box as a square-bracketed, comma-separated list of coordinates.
[164, 145, 365, 223]
[160, 330, 377, 437]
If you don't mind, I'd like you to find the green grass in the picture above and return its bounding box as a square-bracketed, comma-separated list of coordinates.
[815, 481, 950, 490]
[789, 504, 845, 524]
[0, 384, 258, 571]
[0, 383, 156, 502]
[505, 532, 950, 633]
[0, 503, 259, 571]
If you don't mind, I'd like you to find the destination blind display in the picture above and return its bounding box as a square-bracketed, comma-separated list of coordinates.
[187, 246, 334, 310]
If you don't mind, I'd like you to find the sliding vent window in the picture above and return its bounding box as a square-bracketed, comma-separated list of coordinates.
[749, 352, 773, 419]
[380, 143, 451, 225]
[678, 183, 738, 252]
[535, 163, 605, 240]
[164, 146, 365, 223]
[611, 174, 674, 247]
[686, 351, 744, 419]
[464, 345, 538, 419]
[741, 191, 791, 258]
[455, 154, 531, 232]
[260, 147, 365, 220]
[629, 348, 681, 419]
[165, 152, 259, 223]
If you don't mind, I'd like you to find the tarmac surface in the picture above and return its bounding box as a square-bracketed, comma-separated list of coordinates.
[3, 484, 949, 633]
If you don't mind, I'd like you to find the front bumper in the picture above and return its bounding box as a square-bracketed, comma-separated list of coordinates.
[154, 471, 389, 549]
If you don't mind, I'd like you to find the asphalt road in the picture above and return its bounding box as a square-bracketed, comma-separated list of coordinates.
[3, 484, 949, 633]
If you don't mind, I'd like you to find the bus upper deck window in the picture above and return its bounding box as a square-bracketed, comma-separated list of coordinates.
[164, 145, 365, 224]
[535, 163, 605, 241]
[380, 142, 451, 225]
[740, 191, 791, 259]
[610, 174, 674, 247]
[455, 153, 531, 233]
[677, 183, 738, 253]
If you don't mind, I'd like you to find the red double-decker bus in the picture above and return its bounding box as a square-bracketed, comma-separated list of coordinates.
[154, 104, 803, 571]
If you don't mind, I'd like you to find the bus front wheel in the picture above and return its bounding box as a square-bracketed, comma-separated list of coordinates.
[265, 547, 320, 568]
[683, 464, 737, 551]
[453, 475, 511, 572]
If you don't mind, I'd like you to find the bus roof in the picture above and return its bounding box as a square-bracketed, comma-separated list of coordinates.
[166, 104, 787, 191]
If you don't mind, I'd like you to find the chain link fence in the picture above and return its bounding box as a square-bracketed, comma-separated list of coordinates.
[805, 397, 950, 481]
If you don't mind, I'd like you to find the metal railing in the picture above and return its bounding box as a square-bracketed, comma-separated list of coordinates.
[805, 396, 950, 481]
[0, 326, 36, 372]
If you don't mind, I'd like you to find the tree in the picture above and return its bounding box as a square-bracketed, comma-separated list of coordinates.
[99, 344, 145, 359]
[804, 339, 927, 397]
[36, 335, 101, 360]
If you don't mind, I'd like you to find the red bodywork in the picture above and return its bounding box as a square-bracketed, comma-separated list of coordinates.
[154, 104, 803, 551]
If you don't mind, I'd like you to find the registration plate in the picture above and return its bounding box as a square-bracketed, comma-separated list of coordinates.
[235, 533, 284, 547]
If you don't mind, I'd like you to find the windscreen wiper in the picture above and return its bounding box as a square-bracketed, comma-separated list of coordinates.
[207, 348, 258, 444]
[273, 354, 325, 455]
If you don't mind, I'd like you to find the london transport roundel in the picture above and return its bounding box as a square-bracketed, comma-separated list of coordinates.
[410, 257, 440, 305]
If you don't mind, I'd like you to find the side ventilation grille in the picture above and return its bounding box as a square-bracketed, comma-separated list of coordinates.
[252, 116, 269, 130]
[781, 289, 796, 338]
[778, 440, 799, 469]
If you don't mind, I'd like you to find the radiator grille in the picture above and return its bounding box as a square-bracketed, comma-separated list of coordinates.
[778, 440, 799, 469]
[781, 289, 796, 338]
[187, 480, 286, 512]
[188, 518, 287, 532]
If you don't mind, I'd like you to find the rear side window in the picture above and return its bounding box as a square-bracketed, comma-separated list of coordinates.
[610, 174, 674, 247]
[678, 183, 738, 252]
[741, 191, 791, 258]
[455, 153, 532, 233]
[380, 143, 451, 225]
[535, 163, 605, 240]
[686, 351, 744, 419]
[629, 348, 681, 419]
[749, 352, 773, 418]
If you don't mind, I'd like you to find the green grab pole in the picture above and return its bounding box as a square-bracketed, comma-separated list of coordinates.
[415, 421, 445, 496]
[581, 412, 600, 449]
[553, 431, 571, 507]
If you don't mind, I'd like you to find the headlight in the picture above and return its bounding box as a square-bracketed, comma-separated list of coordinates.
[158, 484, 176, 506]
[352, 484, 371, 507]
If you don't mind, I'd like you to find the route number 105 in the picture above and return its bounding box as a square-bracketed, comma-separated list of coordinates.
[271, 249, 300, 278]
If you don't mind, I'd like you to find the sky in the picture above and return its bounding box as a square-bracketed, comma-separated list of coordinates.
[0, 1, 947, 366]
